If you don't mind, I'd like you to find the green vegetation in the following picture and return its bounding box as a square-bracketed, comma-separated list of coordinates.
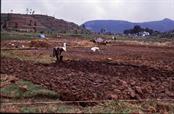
[1, 31, 174, 43]
[1, 50, 54, 64]
[1, 31, 38, 40]
[0, 80, 59, 99]
[1, 83, 23, 98]
[1, 31, 94, 40]
[1, 99, 174, 113]
[20, 107, 39, 113]
[124, 25, 156, 35]
[84, 101, 139, 113]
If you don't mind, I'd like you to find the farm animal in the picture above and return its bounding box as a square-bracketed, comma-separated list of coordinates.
[53, 43, 66, 62]
[21, 45, 25, 48]
[11, 43, 15, 46]
[91, 47, 100, 52]
[112, 36, 115, 40]
[61, 43, 67, 52]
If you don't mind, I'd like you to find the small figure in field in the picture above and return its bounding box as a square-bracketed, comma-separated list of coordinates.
[91, 46, 100, 52]
[53, 43, 66, 63]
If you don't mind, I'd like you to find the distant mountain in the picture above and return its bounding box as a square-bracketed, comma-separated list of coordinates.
[83, 18, 174, 33]
[1, 13, 90, 34]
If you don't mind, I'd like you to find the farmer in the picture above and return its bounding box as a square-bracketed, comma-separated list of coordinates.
[53, 43, 66, 63]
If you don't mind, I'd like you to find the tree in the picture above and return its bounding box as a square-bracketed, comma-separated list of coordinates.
[124, 25, 148, 34]
[26, 8, 29, 14]
[30, 9, 32, 14]
[32, 11, 35, 15]
[10, 9, 13, 13]
[100, 28, 106, 34]
[124, 30, 130, 34]
[144, 28, 154, 34]
[81, 24, 86, 29]
[133, 25, 143, 33]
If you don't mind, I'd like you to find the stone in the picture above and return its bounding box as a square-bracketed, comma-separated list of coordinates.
[19, 85, 28, 92]
[128, 88, 136, 98]
[107, 94, 118, 100]
[118, 79, 128, 87]
[130, 80, 136, 86]
[113, 89, 121, 93]
[135, 86, 143, 94]
[165, 90, 174, 97]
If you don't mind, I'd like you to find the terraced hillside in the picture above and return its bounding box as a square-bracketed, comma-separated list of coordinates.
[1, 13, 90, 34]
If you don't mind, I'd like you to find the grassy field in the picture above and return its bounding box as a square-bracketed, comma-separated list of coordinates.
[1, 50, 54, 64]
[1, 31, 38, 40]
[1, 31, 174, 43]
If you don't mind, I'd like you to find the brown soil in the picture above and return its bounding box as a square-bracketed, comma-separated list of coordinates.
[1, 38, 174, 103]
[1, 57, 174, 101]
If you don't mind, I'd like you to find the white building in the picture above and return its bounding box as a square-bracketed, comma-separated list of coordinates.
[139, 31, 150, 37]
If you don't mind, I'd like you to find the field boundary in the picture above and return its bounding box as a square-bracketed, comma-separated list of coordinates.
[1, 99, 174, 105]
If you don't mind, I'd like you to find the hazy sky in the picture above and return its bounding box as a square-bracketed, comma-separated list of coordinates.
[2, 0, 174, 25]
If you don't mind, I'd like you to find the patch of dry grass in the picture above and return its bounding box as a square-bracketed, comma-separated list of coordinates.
[29, 39, 50, 48]
[115, 40, 174, 47]
[1, 50, 54, 64]
[73, 40, 95, 47]
[1, 100, 173, 113]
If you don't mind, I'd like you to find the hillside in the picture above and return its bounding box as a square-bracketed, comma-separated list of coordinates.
[83, 18, 174, 33]
[1, 13, 89, 34]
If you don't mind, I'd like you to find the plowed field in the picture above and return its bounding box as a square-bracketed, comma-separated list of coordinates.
[1, 38, 174, 102]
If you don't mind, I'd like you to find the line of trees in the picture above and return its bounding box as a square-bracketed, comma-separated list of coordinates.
[124, 25, 158, 35]
[26, 8, 35, 15]
[9, 8, 36, 15]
